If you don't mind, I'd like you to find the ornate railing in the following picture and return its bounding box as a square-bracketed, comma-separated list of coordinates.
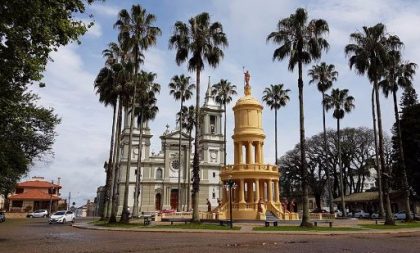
[221, 164, 278, 173]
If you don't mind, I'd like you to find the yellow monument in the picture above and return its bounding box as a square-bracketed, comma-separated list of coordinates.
[217, 71, 299, 221]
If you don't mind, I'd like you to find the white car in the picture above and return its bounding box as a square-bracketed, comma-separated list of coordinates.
[27, 209, 48, 218]
[49, 210, 75, 224]
[353, 210, 370, 218]
[371, 212, 380, 219]
[393, 211, 414, 220]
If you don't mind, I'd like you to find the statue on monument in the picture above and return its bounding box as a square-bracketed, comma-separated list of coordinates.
[244, 70, 251, 95]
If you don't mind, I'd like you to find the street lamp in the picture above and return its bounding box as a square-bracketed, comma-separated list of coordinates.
[224, 177, 237, 229]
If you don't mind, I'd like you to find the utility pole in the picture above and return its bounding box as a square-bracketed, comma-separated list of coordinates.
[68, 192, 71, 211]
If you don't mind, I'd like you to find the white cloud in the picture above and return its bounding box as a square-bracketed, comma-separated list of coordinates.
[89, 4, 120, 17]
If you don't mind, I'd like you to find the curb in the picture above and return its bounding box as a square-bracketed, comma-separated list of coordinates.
[72, 223, 420, 236]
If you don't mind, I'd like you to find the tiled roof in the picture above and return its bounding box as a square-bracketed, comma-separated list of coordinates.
[17, 180, 61, 189]
[9, 190, 61, 201]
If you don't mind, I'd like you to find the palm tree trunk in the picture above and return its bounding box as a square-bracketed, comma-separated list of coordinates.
[103, 105, 117, 219]
[374, 80, 395, 225]
[392, 90, 412, 221]
[192, 68, 201, 222]
[177, 101, 184, 211]
[224, 103, 227, 166]
[187, 132, 192, 211]
[298, 61, 311, 227]
[322, 92, 334, 214]
[133, 115, 144, 217]
[110, 97, 123, 223]
[372, 87, 385, 218]
[275, 108, 278, 164]
[337, 118, 347, 217]
[120, 86, 137, 223]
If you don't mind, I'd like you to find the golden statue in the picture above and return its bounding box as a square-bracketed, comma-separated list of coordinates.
[244, 70, 251, 96]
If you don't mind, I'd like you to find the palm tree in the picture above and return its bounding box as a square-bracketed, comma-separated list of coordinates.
[211, 79, 237, 167]
[262, 84, 290, 164]
[177, 105, 196, 210]
[323, 88, 355, 217]
[114, 4, 161, 223]
[133, 71, 160, 217]
[308, 62, 337, 214]
[169, 74, 195, 211]
[169, 12, 228, 222]
[380, 50, 417, 221]
[345, 23, 396, 225]
[267, 8, 329, 227]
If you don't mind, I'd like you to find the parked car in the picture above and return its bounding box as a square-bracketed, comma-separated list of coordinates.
[310, 208, 328, 213]
[0, 211, 5, 223]
[27, 209, 48, 218]
[353, 209, 370, 218]
[393, 211, 415, 220]
[49, 210, 75, 224]
[371, 212, 380, 219]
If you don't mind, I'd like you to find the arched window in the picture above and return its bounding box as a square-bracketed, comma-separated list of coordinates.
[156, 168, 163, 179]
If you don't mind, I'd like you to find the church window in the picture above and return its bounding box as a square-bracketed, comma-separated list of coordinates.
[156, 168, 163, 179]
[213, 172, 216, 178]
[212, 189, 216, 199]
[210, 115, 216, 133]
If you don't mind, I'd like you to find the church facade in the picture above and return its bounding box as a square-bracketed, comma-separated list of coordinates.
[116, 83, 225, 214]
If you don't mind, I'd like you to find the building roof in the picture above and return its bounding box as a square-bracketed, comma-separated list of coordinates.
[9, 190, 61, 201]
[17, 180, 61, 189]
[333, 191, 403, 202]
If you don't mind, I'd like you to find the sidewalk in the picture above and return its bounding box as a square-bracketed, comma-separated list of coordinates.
[73, 220, 420, 235]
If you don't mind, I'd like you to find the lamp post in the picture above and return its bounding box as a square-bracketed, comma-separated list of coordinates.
[224, 177, 237, 229]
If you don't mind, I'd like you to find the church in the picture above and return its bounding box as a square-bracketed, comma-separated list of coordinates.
[115, 81, 225, 214]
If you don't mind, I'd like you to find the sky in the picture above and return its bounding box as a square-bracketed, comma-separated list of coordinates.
[28, 0, 420, 206]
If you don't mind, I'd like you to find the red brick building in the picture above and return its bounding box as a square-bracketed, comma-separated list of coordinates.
[8, 177, 62, 213]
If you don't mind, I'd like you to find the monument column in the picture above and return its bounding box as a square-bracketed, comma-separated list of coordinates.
[268, 179, 273, 203]
[255, 179, 260, 203]
[274, 180, 280, 203]
[246, 142, 252, 164]
[238, 142, 243, 164]
[239, 179, 245, 204]
[255, 142, 260, 163]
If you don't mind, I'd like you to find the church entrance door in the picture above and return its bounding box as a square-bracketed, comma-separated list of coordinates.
[170, 189, 178, 210]
[155, 193, 162, 210]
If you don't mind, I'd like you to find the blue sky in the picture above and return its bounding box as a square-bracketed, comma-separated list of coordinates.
[28, 0, 420, 206]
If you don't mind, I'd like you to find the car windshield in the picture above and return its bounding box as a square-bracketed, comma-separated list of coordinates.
[54, 211, 65, 215]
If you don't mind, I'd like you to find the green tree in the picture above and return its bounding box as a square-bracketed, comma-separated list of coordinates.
[345, 23, 396, 225]
[400, 86, 418, 109]
[134, 71, 160, 217]
[262, 84, 290, 164]
[169, 12, 228, 222]
[323, 88, 355, 217]
[168, 74, 195, 211]
[177, 105, 196, 210]
[114, 4, 161, 223]
[267, 8, 329, 227]
[380, 49, 417, 221]
[212, 79, 237, 167]
[308, 62, 337, 214]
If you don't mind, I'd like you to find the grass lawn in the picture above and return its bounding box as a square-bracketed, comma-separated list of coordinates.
[153, 223, 241, 230]
[254, 226, 362, 232]
[91, 220, 239, 230]
[361, 221, 420, 230]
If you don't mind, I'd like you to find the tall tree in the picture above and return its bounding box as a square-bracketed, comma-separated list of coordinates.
[323, 88, 355, 217]
[400, 86, 418, 109]
[93, 46, 121, 219]
[177, 105, 196, 210]
[262, 84, 290, 164]
[169, 12, 228, 222]
[133, 71, 160, 217]
[308, 62, 337, 214]
[267, 8, 329, 227]
[212, 79, 237, 167]
[380, 49, 417, 221]
[345, 23, 397, 225]
[169, 74, 195, 211]
[114, 4, 161, 223]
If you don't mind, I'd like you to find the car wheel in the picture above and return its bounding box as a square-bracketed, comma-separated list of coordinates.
[62, 218, 66, 224]
[43, 214, 47, 218]
[71, 218, 75, 224]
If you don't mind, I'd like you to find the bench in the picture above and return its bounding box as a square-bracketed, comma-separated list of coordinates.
[140, 215, 152, 226]
[374, 219, 384, 225]
[167, 218, 190, 225]
[265, 220, 279, 227]
[313, 220, 333, 227]
[219, 220, 232, 226]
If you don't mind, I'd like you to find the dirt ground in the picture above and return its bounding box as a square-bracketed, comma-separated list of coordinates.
[1, 218, 420, 253]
